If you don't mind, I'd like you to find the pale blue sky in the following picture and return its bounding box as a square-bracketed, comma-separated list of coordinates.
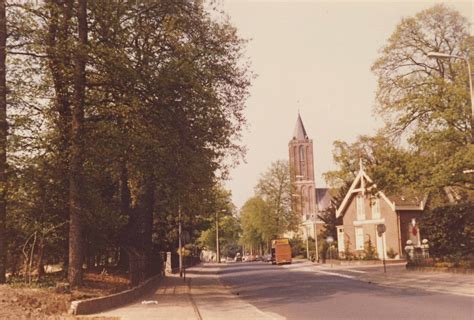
[220, 0, 473, 209]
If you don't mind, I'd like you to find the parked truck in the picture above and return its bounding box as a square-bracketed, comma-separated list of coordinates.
[271, 238, 292, 265]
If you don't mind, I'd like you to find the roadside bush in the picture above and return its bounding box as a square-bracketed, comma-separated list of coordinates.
[420, 202, 473, 260]
[387, 248, 397, 259]
[363, 238, 378, 260]
[289, 237, 306, 258]
[342, 240, 355, 260]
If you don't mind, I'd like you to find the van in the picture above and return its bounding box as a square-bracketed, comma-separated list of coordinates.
[271, 238, 292, 265]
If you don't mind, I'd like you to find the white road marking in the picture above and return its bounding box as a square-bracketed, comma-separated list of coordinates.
[343, 269, 367, 274]
[313, 269, 356, 279]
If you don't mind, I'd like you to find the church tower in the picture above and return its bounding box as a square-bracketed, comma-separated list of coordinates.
[288, 113, 317, 222]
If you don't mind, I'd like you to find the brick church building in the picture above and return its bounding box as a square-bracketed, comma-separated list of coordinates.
[288, 113, 332, 239]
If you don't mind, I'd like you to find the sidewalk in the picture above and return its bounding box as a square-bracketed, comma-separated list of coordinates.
[86, 264, 279, 320]
[285, 259, 474, 297]
[357, 267, 474, 297]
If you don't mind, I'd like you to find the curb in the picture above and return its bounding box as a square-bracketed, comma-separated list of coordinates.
[69, 273, 163, 315]
[406, 265, 474, 274]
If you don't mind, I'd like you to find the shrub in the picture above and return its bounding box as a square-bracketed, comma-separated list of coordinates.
[343, 240, 355, 260]
[420, 202, 473, 259]
[387, 248, 397, 259]
[363, 238, 378, 260]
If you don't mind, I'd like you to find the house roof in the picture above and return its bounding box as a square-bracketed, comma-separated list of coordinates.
[316, 188, 332, 212]
[335, 161, 427, 218]
[386, 193, 428, 211]
[292, 113, 308, 140]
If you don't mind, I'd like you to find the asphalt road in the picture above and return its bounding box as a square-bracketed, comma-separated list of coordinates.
[219, 262, 473, 320]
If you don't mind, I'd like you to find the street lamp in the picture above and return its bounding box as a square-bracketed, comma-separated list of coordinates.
[427, 52, 474, 138]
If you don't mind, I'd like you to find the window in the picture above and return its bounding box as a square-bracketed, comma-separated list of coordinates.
[371, 198, 380, 219]
[355, 228, 364, 250]
[356, 195, 365, 220]
[307, 187, 312, 212]
[301, 186, 306, 214]
[299, 145, 305, 160]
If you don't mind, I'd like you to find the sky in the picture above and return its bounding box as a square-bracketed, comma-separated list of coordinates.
[219, 0, 473, 209]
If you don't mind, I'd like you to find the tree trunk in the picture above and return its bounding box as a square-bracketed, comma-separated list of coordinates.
[0, 0, 7, 284]
[142, 176, 155, 277]
[46, 0, 74, 281]
[68, 0, 88, 287]
[117, 160, 131, 271]
[36, 238, 45, 280]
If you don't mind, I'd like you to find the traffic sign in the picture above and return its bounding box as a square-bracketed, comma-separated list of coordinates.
[377, 224, 386, 236]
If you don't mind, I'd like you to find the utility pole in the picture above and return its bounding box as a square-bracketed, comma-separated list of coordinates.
[305, 226, 310, 260]
[314, 221, 319, 263]
[216, 210, 220, 263]
[179, 206, 183, 277]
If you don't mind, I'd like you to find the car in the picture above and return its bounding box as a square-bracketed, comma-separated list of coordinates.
[226, 257, 234, 263]
[244, 255, 256, 262]
[262, 254, 272, 262]
[234, 253, 242, 262]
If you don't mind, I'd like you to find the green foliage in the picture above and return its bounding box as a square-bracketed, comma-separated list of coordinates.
[240, 160, 300, 251]
[324, 134, 412, 194]
[371, 4, 473, 193]
[254, 160, 300, 235]
[363, 238, 378, 260]
[289, 236, 306, 258]
[420, 202, 473, 259]
[318, 183, 349, 241]
[3, 0, 252, 281]
[387, 248, 397, 259]
[239, 197, 268, 249]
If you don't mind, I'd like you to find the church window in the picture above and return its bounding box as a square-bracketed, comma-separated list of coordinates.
[307, 188, 312, 212]
[299, 145, 305, 161]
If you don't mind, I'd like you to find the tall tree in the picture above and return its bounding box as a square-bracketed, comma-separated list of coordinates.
[68, 0, 87, 286]
[0, 0, 6, 284]
[239, 196, 267, 250]
[3, 0, 251, 283]
[371, 4, 473, 194]
[324, 133, 411, 193]
[255, 160, 301, 236]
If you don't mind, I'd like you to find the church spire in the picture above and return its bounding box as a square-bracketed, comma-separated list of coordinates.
[292, 113, 308, 140]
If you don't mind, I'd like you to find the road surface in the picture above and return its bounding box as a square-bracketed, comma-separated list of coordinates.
[219, 261, 473, 320]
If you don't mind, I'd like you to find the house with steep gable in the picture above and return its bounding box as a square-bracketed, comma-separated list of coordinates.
[336, 161, 427, 259]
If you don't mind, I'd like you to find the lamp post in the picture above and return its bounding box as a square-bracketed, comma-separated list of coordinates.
[427, 52, 473, 138]
[313, 220, 319, 263]
[326, 236, 334, 267]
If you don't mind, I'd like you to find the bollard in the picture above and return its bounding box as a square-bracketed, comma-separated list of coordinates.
[422, 239, 429, 258]
[404, 240, 414, 261]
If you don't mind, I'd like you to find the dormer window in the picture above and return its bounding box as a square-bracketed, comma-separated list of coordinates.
[356, 194, 365, 220]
